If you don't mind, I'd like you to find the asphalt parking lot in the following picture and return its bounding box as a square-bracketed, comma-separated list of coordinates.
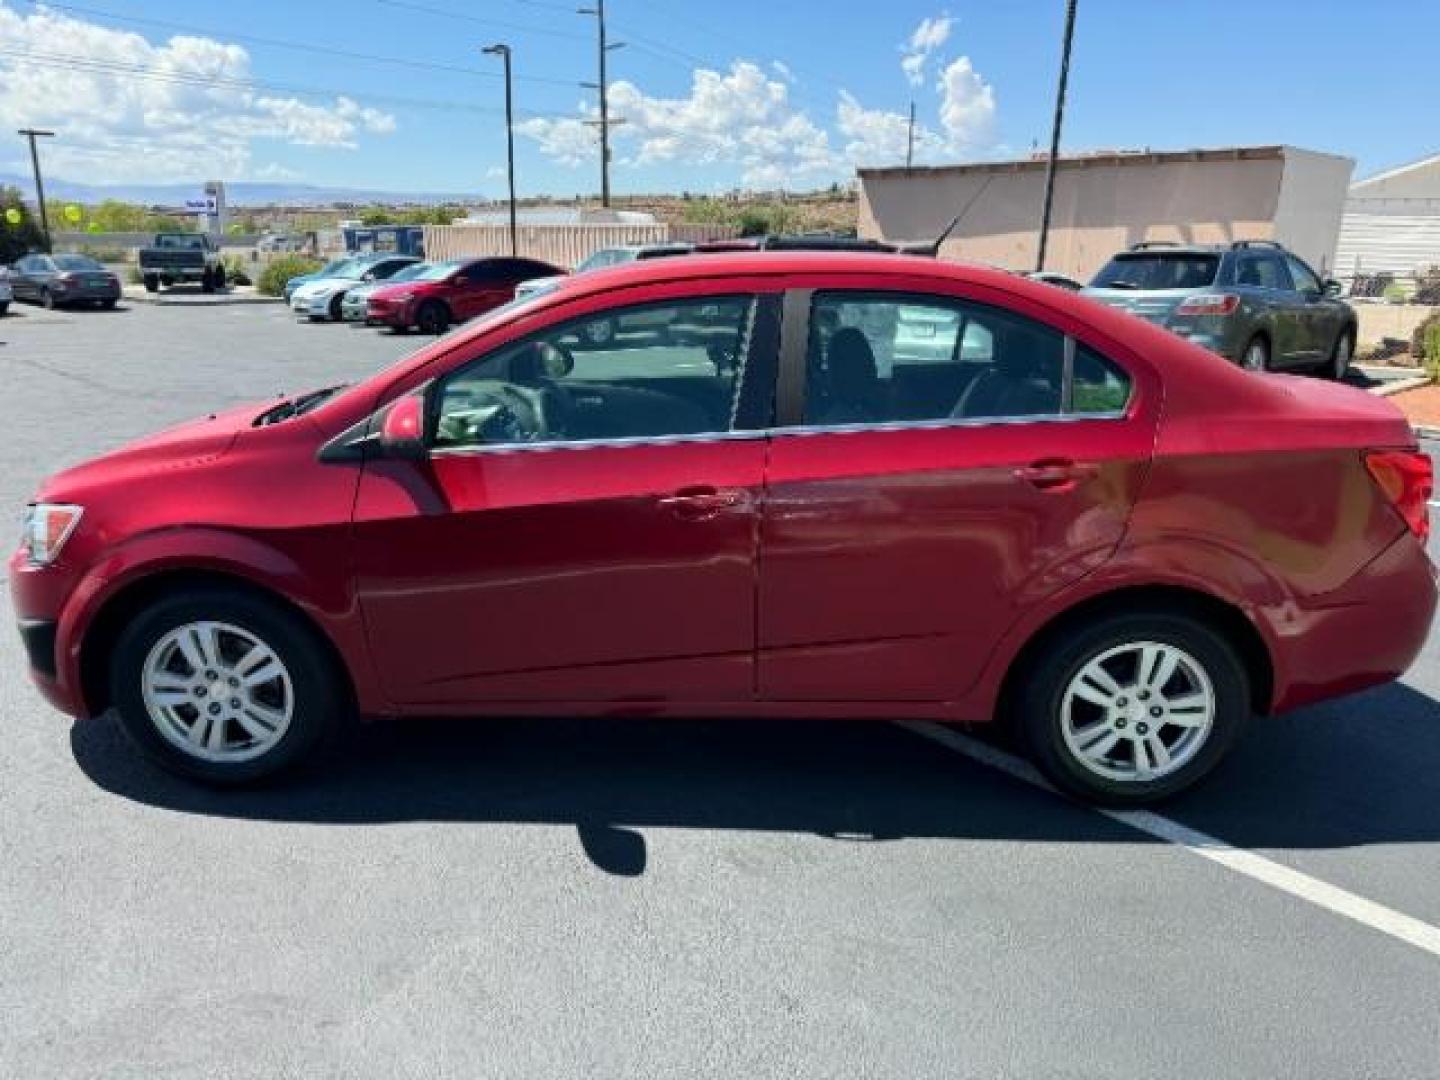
[3, 298, 1440, 1078]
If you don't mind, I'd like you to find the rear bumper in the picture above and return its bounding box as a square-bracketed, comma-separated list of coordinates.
[1271, 531, 1438, 712]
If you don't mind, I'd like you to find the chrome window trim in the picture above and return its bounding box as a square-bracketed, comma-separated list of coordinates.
[424, 409, 1128, 458]
[429, 428, 769, 458]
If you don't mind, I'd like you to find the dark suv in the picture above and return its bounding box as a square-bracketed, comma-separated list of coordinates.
[1082, 241, 1356, 377]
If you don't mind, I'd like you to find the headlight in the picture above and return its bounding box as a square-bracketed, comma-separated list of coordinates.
[22, 503, 83, 565]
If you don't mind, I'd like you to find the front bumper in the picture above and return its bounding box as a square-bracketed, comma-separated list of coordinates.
[366, 300, 412, 327]
[291, 293, 332, 318]
[9, 549, 87, 716]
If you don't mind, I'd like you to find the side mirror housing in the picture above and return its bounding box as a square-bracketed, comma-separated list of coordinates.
[1323, 278, 1343, 298]
[361, 271, 376, 282]
[377, 393, 427, 460]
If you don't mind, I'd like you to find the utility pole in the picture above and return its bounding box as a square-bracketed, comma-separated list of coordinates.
[1035, 0, 1077, 273]
[578, 0, 623, 207]
[905, 101, 916, 170]
[482, 43, 518, 256]
[17, 128, 55, 252]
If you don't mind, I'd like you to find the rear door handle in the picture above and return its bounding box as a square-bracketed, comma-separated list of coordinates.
[1014, 459, 1098, 492]
[657, 486, 746, 519]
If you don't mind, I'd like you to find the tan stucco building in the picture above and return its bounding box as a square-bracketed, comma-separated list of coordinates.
[1333, 152, 1440, 282]
[858, 145, 1354, 283]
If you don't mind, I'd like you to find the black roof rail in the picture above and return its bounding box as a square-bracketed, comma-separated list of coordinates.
[1230, 239, 1286, 251]
[1127, 240, 1180, 251]
[756, 234, 901, 253]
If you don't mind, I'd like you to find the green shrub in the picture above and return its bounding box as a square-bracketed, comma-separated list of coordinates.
[1412, 309, 1440, 360]
[1383, 282, 1410, 304]
[221, 254, 253, 286]
[256, 254, 322, 296]
[1426, 321, 1440, 377]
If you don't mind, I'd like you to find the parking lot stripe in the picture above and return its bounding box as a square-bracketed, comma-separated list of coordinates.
[899, 721, 1440, 961]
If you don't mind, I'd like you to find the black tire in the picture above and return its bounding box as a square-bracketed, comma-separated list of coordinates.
[108, 586, 347, 785]
[328, 292, 344, 322]
[416, 299, 449, 335]
[143, 274, 159, 293]
[1015, 610, 1250, 805]
[1328, 327, 1355, 381]
[214, 264, 226, 290]
[100, 298, 117, 310]
[0, 302, 8, 316]
[200, 268, 215, 294]
[1240, 334, 1269, 372]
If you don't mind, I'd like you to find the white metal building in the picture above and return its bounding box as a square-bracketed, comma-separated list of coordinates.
[1333, 153, 1440, 282]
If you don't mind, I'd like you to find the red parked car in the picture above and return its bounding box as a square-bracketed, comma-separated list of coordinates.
[11, 252, 1436, 803]
[365, 256, 560, 334]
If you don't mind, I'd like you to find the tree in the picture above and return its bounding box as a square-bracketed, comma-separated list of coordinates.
[0, 186, 46, 262]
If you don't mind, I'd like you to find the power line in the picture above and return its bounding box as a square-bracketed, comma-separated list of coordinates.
[20, 0, 580, 88]
[373, 0, 590, 41]
[0, 47, 581, 119]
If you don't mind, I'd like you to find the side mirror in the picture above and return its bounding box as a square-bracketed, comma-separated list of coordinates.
[1323, 278, 1343, 298]
[361, 271, 376, 282]
[377, 393, 427, 460]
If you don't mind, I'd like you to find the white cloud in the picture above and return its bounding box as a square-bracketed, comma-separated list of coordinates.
[520, 61, 836, 188]
[937, 55, 996, 152]
[836, 91, 945, 167]
[901, 14, 953, 87]
[0, 3, 397, 182]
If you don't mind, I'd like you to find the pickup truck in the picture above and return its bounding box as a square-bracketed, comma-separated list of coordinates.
[138, 233, 226, 293]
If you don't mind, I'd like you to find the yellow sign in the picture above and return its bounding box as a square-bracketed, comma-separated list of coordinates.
[63, 204, 83, 224]
[3, 207, 21, 225]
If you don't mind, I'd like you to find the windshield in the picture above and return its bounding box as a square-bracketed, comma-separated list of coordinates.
[383, 262, 429, 284]
[325, 259, 373, 280]
[575, 249, 634, 273]
[154, 235, 204, 250]
[317, 258, 350, 276]
[54, 255, 104, 271]
[414, 261, 464, 281]
[1091, 253, 1219, 290]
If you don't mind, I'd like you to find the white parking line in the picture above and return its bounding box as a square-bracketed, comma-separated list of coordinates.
[899, 720, 1440, 960]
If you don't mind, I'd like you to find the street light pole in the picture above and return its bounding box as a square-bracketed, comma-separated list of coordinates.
[17, 128, 55, 252]
[1035, 0, 1077, 273]
[482, 43, 517, 257]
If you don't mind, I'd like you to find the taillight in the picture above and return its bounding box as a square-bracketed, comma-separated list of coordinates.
[1175, 293, 1240, 316]
[1364, 450, 1433, 540]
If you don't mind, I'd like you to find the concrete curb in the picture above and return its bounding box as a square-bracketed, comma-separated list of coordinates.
[1414, 426, 1440, 442]
[122, 288, 280, 307]
[1369, 374, 1432, 398]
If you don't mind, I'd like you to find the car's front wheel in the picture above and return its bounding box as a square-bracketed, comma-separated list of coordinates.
[328, 293, 344, 321]
[416, 299, 449, 335]
[1016, 611, 1250, 804]
[109, 587, 346, 784]
[1328, 328, 1355, 381]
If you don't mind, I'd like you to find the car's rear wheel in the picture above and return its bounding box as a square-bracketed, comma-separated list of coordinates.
[143, 274, 159, 293]
[1328, 328, 1355, 380]
[100, 298, 117, 310]
[41, 287, 55, 310]
[328, 293, 344, 321]
[1240, 335, 1269, 372]
[1016, 611, 1250, 804]
[0, 301, 8, 316]
[416, 299, 449, 335]
[109, 587, 346, 785]
[200, 268, 215, 294]
[214, 264, 226, 290]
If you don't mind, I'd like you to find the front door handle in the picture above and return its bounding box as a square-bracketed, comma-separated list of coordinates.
[1014, 459, 1098, 492]
[657, 486, 745, 519]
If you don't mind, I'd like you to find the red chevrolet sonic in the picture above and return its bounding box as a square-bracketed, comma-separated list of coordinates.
[10, 252, 1437, 803]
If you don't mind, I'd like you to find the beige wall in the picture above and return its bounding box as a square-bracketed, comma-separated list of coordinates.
[860, 150, 1351, 283]
[422, 222, 737, 269]
[1271, 148, 1355, 274]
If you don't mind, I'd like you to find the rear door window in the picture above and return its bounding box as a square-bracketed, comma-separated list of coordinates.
[1090, 253, 1218, 291]
[803, 292, 1134, 425]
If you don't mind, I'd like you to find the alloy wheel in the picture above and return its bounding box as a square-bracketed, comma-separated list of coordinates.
[1242, 339, 1267, 371]
[1334, 333, 1353, 379]
[141, 620, 294, 763]
[1059, 641, 1216, 783]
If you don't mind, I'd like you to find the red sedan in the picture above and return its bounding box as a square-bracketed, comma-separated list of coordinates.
[366, 255, 560, 334]
[10, 252, 1436, 803]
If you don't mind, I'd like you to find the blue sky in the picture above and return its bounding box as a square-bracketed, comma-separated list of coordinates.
[0, 0, 1434, 196]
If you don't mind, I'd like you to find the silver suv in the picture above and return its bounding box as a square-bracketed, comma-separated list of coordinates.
[1082, 241, 1356, 377]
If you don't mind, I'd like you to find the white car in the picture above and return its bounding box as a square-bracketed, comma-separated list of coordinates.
[514, 243, 693, 302]
[0, 266, 12, 316]
[289, 255, 419, 321]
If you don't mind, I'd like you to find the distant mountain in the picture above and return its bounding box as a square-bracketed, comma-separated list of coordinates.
[0, 172, 478, 207]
